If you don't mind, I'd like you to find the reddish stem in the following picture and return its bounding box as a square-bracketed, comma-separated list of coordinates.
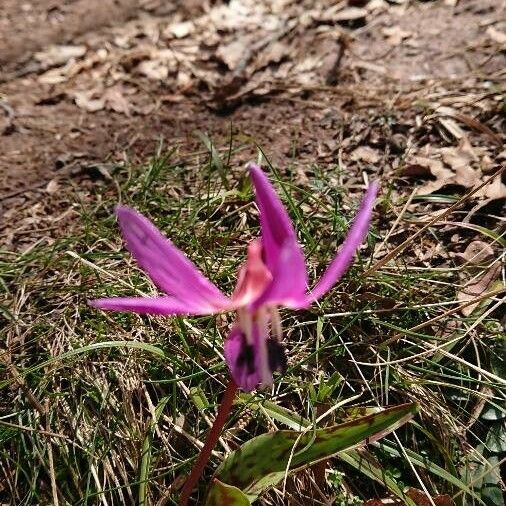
[179, 378, 238, 506]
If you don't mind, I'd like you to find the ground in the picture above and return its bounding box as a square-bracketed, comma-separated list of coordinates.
[0, 0, 505, 505]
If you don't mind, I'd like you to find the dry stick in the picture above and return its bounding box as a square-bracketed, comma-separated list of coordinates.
[380, 285, 506, 347]
[362, 165, 506, 279]
[179, 379, 238, 506]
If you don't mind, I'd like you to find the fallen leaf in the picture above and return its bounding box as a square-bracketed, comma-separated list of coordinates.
[45, 179, 59, 194]
[322, 6, 367, 22]
[476, 177, 506, 200]
[102, 87, 131, 116]
[165, 20, 194, 39]
[34, 45, 87, 68]
[351, 146, 381, 164]
[440, 138, 479, 188]
[486, 26, 506, 45]
[216, 39, 249, 70]
[74, 87, 131, 115]
[406, 155, 454, 194]
[74, 90, 105, 112]
[137, 59, 169, 80]
[406, 140, 506, 200]
[460, 241, 495, 265]
[457, 263, 502, 316]
[382, 25, 412, 45]
[406, 488, 454, 506]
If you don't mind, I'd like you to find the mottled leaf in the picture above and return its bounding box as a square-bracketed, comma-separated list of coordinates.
[215, 402, 418, 501]
[206, 479, 251, 506]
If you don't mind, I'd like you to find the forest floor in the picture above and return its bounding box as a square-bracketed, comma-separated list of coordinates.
[0, 0, 505, 505]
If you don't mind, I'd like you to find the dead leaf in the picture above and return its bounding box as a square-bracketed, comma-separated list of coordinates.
[476, 177, 506, 200]
[486, 26, 506, 45]
[440, 138, 479, 188]
[165, 20, 194, 39]
[137, 59, 169, 80]
[34, 45, 87, 68]
[216, 39, 249, 70]
[382, 25, 412, 45]
[74, 90, 105, 112]
[457, 263, 502, 316]
[45, 179, 59, 194]
[322, 6, 367, 22]
[102, 87, 131, 116]
[406, 155, 454, 194]
[74, 87, 131, 115]
[460, 241, 495, 265]
[406, 488, 454, 506]
[406, 140, 506, 200]
[351, 146, 381, 164]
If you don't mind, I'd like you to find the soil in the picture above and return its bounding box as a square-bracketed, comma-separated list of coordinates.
[0, 0, 504, 232]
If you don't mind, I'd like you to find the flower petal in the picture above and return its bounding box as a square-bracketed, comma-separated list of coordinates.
[224, 326, 262, 392]
[115, 206, 230, 309]
[232, 239, 272, 307]
[224, 318, 287, 392]
[89, 296, 220, 315]
[249, 164, 301, 272]
[307, 182, 378, 302]
[251, 238, 308, 310]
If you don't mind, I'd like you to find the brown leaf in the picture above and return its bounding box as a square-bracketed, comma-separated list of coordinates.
[102, 87, 131, 116]
[406, 488, 454, 506]
[322, 6, 367, 22]
[460, 241, 495, 265]
[74, 87, 131, 115]
[137, 59, 169, 80]
[407, 155, 454, 194]
[382, 25, 412, 46]
[165, 20, 194, 39]
[74, 90, 105, 112]
[457, 263, 502, 316]
[440, 138, 479, 188]
[45, 179, 59, 194]
[486, 26, 506, 45]
[351, 146, 381, 164]
[216, 39, 249, 70]
[34, 45, 87, 68]
[476, 177, 506, 200]
[406, 140, 506, 200]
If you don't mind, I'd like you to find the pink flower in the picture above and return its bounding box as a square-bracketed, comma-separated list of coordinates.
[90, 164, 378, 391]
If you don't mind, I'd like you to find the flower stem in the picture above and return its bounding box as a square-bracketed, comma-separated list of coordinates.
[179, 378, 238, 506]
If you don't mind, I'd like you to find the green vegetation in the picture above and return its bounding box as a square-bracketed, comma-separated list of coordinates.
[1, 141, 504, 505]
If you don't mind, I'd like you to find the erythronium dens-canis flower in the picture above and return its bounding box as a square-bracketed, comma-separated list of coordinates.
[90, 164, 378, 392]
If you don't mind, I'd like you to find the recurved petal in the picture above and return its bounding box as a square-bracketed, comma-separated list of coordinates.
[251, 238, 308, 310]
[307, 182, 378, 302]
[115, 206, 230, 309]
[249, 164, 301, 272]
[89, 296, 221, 315]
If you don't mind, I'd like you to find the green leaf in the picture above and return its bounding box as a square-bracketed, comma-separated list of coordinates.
[206, 479, 251, 506]
[215, 402, 418, 502]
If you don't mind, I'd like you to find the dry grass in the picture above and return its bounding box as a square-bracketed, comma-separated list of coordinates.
[1, 140, 504, 505]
